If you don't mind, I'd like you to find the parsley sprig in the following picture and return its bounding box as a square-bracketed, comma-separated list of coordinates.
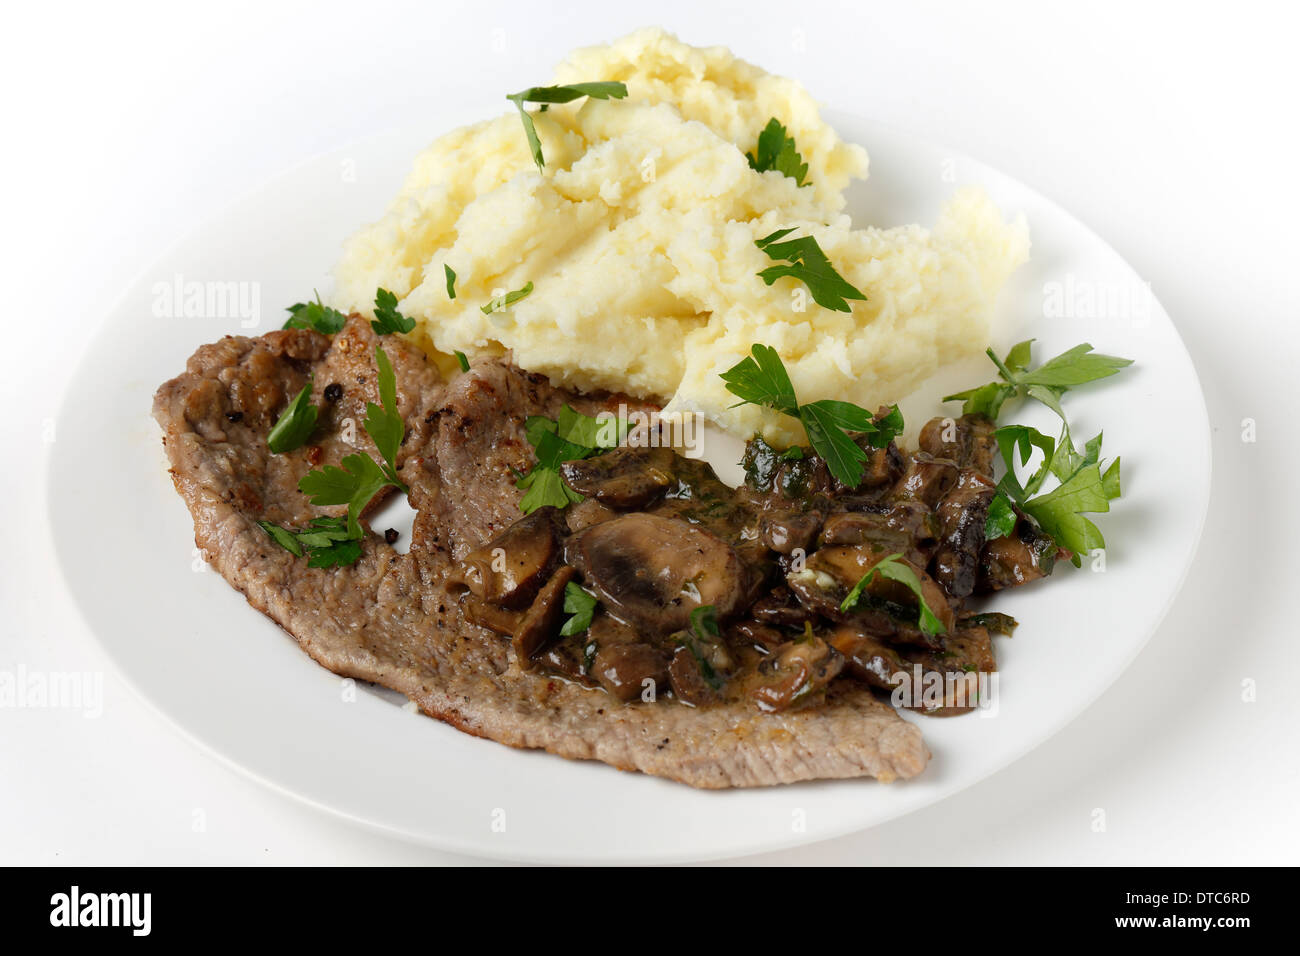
[840, 552, 946, 637]
[986, 424, 1121, 564]
[372, 288, 415, 335]
[945, 340, 1132, 563]
[944, 339, 1132, 424]
[515, 405, 625, 514]
[721, 344, 903, 488]
[283, 291, 347, 334]
[754, 228, 866, 312]
[746, 118, 809, 186]
[506, 82, 628, 171]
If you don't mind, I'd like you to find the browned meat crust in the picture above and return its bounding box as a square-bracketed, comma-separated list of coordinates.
[152, 316, 929, 788]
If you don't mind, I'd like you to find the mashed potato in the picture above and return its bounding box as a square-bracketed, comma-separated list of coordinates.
[332, 28, 1029, 444]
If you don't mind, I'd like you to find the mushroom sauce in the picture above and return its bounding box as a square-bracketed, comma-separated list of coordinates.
[448, 412, 1054, 716]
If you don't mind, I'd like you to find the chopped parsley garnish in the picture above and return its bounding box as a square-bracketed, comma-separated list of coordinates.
[559, 582, 598, 637]
[746, 118, 808, 186]
[506, 82, 628, 171]
[266, 381, 318, 454]
[754, 228, 866, 312]
[454, 350, 470, 372]
[258, 516, 362, 568]
[444, 264, 457, 300]
[283, 291, 347, 334]
[679, 606, 725, 689]
[371, 288, 415, 335]
[480, 281, 534, 315]
[983, 490, 1018, 540]
[360, 344, 405, 481]
[515, 405, 624, 514]
[263, 344, 408, 566]
[721, 344, 902, 487]
[517, 466, 581, 514]
[840, 553, 946, 637]
[690, 604, 720, 640]
[257, 520, 303, 556]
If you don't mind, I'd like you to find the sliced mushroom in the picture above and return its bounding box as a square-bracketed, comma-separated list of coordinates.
[890, 452, 959, 507]
[585, 612, 670, 701]
[759, 509, 823, 555]
[771, 454, 833, 500]
[462, 595, 523, 636]
[585, 609, 639, 646]
[749, 634, 844, 712]
[745, 436, 900, 499]
[559, 446, 677, 509]
[785, 545, 955, 648]
[534, 639, 596, 685]
[512, 565, 576, 663]
[854, 439, 905, 489]
[918, 413, 997, 477]
[826, 624, 908, 690]
[917, 623, 996, 676]
[897, 624, 997, 716]
[749, 585, 812, 629]
[665, 622, 734, 706]
[977, 517, 1060, 593]
[879, 498, 942, 544]
[565, 512, 752, 635]
[593, 642, 671, 702]
[666, 646, 719, 707]
[931, 469, 996, 599]
[819, 510, 930, 567]
[725, 619, 787, 654]
[450, 506, 564, 609]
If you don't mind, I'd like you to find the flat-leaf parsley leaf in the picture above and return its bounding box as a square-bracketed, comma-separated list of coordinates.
[839, 553, 946, 637]
[506, 82, 628, 171]
[754, 228, 866, 313]
[559, 583, 598, 637]
[266, 381, 318, 454]
[283, 291, 347, 334]
[746, 118, 809, 186]
[371, 288, 415, 335]
[515, 405, 624, 514]
[721, 344, 902, 487]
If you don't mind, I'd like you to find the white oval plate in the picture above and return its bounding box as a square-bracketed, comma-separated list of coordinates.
[46, 109, 1210, 863]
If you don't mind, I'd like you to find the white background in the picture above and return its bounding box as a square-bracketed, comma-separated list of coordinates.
[3, 0, 1297, 865]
